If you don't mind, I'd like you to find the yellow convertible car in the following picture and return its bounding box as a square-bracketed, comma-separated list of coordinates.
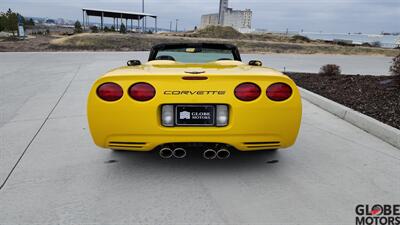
[87, 43, 302, 159]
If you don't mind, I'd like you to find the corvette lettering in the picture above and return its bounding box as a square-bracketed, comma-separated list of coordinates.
[164, 91, 226, 95]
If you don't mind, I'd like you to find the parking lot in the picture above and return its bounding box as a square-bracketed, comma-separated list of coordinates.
[0, 52, 399, 224]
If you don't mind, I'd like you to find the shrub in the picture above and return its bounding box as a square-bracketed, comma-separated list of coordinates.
[361, 42, 372, 47]
[390, 54, 400, 76]
[74, 21, 82, 33]
[27, 18, 35, 27]
[319, 64, 341, 76]
[119, 23, 126, 33]
[335, 41, 354, 46]
[291, 35, 310, 43]
[90, 26, 98, 33]
[110, 25, 115, 31]
[371, 41, 382, 48]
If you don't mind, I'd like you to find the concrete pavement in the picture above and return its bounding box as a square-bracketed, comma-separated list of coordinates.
[0, 52, 399, 224]
[243, 53, 393, 75]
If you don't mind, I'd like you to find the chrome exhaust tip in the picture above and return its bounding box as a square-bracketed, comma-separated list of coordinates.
[217, 149, 231, 160]
[159, 148, 173, 159]
[172, 148, 187, 159]
[203, 149, 217, 160]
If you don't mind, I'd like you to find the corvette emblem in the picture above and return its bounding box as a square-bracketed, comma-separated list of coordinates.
[164, 90, 226, 95]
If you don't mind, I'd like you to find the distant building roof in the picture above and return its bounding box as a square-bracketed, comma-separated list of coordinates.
[82, 8, 157, 20]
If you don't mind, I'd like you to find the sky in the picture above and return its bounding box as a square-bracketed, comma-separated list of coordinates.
[1, 0, 399, 34]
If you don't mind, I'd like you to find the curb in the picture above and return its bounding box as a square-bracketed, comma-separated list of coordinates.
[299, 87, 400, 149]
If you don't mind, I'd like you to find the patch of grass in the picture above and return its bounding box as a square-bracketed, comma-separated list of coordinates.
[50, 33, 198, 51]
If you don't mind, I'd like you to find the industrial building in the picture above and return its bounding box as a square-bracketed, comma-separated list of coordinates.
[200, 0, 252, 32]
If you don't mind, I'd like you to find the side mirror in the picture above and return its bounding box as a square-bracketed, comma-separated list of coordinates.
[127, 60, 141, 66]
[249, 60, 262, 66]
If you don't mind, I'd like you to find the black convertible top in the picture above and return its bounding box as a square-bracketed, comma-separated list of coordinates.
[148, 43, 242, 62]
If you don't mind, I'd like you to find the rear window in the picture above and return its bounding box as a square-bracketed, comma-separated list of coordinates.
[155, 48, 235, 63]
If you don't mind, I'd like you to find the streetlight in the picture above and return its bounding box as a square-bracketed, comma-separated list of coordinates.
[175, 19, 179, 33]
[142, 0, 145, 33]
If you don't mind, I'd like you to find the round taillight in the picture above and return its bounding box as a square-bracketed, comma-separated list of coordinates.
[97, 82, 123, 102]
[129, 82, 156, 101]
[234, 83, 261, 101]
[266, 83, 293, 101]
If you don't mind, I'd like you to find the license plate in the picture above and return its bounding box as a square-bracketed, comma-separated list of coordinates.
[175, 105, 215, 126]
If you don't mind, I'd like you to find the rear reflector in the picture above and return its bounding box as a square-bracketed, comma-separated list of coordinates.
[234, 83, 261, 101]
[266, 83, 293, 101]
[97, 82, 123, 102]
[129, 82, 156, 101]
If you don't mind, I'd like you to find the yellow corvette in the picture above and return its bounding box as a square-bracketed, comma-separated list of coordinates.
[87, 43, 302, 159]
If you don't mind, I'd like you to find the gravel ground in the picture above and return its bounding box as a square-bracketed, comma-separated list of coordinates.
[287, 72, 400, 129]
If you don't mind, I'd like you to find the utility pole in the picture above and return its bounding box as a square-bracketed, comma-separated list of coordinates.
[175, 19, 179, 33]
[142, 0, 145, 33]
[170, 21, 172, 32]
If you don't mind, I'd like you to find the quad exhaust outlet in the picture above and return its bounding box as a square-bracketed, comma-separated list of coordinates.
[159, 148, 173, 159]
[203, 149, 231, 160]
[216, 149, 231, 160]
[203, 149, 217, 160]
[159, 147, 187, 159]
[172, 148, 187, 159]
[159, 146, 231, 160]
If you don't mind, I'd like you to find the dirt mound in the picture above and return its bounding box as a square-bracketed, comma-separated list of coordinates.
[192, 26, 245, 39]
[49, 33, 165, 51]
[48, 33, 202, 51]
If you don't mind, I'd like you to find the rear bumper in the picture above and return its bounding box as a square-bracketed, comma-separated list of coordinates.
[88, 103, 302, 151]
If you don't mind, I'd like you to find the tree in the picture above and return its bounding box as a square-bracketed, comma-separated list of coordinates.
[3, 9, 18, 36]
[25, 18, 35, 27]
[74, 21, 82, 33]
[119, 23, 126, 33]
[110, 25, 115, 32]
[371, 41, 382, 48]
[90, 26, 98, 33]
[0, 13, 4, 32]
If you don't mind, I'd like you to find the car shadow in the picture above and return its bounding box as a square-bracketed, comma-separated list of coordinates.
[107, 149, 284, 174]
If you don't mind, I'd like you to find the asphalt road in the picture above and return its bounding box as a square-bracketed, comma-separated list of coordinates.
[0, 52, 399, 225]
